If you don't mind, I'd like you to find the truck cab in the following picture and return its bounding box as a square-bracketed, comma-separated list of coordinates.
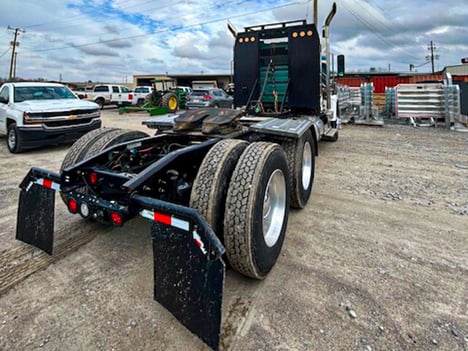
[234, 20, 321, 116]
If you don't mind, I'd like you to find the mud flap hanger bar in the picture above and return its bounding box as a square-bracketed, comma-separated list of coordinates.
[132, 194, 226, 351]
[17, 167, 226, 350]
[17, 167, 61, 254]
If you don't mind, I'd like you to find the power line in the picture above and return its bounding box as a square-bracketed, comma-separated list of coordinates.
[22, 0, 187, 34]
[24, 1, 307, 53]
[340, 0, 420, 61]
[23, 0, 166, 29]
[364, 0, 393, 21]
[21, 0, 248, 35]
[0, 47, 10, 58]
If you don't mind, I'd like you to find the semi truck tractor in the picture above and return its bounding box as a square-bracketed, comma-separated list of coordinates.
[16, 4, 339, 350]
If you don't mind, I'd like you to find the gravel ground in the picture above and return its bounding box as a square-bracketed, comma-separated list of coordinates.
[0, 108, 467, 351]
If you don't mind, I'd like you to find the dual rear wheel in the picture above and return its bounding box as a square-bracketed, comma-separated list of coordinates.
[59, 128, 149, 205]
[190, 133, 315, 279]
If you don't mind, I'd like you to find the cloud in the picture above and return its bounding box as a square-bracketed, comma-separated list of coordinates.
[77, 46, 118, 57]
[104, 39, 133, 48]
[104, 25, 121, 34]
[209, 31, 234, 50]
[0, 0, 466, 81]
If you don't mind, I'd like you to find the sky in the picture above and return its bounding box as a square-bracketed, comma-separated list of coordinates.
[0, 0, 466, 83]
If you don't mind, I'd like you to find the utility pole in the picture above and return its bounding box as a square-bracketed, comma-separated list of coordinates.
[8, 26, 26, 80]
[13, 52, 17, 78]
[426, 41, 439, 74]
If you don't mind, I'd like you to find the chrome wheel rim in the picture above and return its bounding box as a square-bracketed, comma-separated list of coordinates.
[301, 141, 312, 190]
[7, 129, 16, 150]
[263, 169, 286, 247]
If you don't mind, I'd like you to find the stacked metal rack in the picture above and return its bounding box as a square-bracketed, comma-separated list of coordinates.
[354, 83, 384, 126]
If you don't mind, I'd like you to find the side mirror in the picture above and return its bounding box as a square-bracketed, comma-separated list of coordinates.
[0, 96, 8, 104]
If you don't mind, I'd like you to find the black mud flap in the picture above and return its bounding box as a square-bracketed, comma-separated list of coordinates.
[133, 195, 225, 351]
[16, 167, 61, 255]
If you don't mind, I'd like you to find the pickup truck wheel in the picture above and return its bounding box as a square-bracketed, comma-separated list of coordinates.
[83, 129, 150, 159]
[282, 129, 315, 208]
[189, 139, 248, 242]
[330, 130, 339, 142]
[161, 93, 178, 113]
[95, 98, 105, 110]
[137, 98, 145, 106]
[60, 128, 118, 205]
[7, 122, 23, 153]
[224, 142, 290, 279]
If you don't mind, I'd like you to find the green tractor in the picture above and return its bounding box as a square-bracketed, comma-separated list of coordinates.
[119, 78, 187, 115]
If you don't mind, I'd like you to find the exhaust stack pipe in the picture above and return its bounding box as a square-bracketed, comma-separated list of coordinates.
[227, 20, 237, 39]
[322, 2, 337, 110]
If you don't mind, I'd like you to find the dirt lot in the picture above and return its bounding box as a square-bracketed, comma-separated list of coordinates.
[0, 109, 467, 351]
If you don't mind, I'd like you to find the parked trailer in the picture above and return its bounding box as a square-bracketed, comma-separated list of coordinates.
[16, 6, 339, 350]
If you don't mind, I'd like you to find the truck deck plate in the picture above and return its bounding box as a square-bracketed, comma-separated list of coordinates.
[249, 117, 314, 138]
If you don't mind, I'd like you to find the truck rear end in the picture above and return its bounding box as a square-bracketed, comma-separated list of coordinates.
[16, 5, 339, 350]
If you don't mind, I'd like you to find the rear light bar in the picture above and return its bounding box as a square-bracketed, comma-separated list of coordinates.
[203, 95, 212, 100]
[67, 195, 126, 225]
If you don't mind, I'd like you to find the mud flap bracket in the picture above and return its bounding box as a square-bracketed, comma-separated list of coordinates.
[133, 194, 225, 351]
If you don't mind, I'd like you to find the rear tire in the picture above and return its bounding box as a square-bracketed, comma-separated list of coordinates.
[7, 122, 22, 153]
[282, 130, 315, 208]
[95, 98, 105, 110]
[224, 142, 290, 279]
[189, 139, 248, 242]
[83, 129, 150, 159]
[161, 93, 178, 112]
[60, 128, 118, 205]
[61, 128, 117, 172]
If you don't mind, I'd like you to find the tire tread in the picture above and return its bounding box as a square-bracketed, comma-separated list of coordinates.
[224, 142, 285, 279]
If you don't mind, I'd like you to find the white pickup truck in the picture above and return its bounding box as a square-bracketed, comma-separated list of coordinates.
[86, 84, 133, 109]
[132, 86, 154, 106]
[0, 82, 101, 153]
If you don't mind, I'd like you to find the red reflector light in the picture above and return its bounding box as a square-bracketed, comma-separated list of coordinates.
[68, 198, 78, 213]
[110, 212, 123, 226]
[89, 172, 98, 185]
[43, 178, 52, 189]
[154, 212, 171, 225]
[203, 95, 212, 100]
[129, 94, 133, 100]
